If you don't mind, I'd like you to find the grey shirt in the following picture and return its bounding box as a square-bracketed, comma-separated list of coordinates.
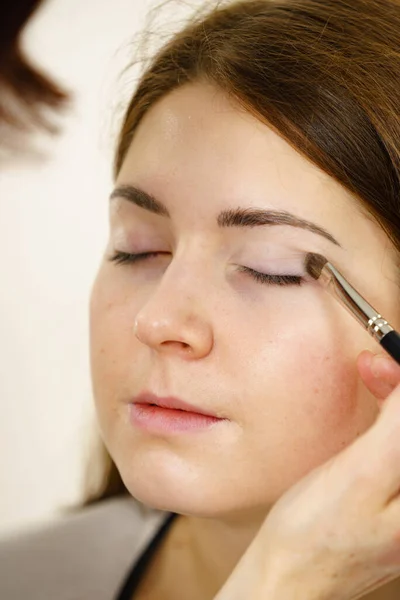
[0, 496, 169, 600]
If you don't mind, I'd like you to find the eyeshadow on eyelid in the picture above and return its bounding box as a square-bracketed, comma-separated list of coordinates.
[247, 255, 305, 269]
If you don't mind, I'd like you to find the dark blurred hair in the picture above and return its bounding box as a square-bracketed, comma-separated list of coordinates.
[0, 0, 69, 152]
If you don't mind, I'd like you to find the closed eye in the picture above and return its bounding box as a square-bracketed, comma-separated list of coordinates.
[109, 251, 168, 265]
[239, 266, 303, 286]
[110, 251, 304, 286]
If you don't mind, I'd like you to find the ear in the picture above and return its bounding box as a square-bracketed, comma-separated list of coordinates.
[357, 349, 400, 408]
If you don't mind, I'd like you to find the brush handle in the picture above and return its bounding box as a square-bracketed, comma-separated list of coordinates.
[380, 330, 400, 365]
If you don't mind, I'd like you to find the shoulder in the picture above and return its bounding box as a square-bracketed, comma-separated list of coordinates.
[0, 496, 168, 600]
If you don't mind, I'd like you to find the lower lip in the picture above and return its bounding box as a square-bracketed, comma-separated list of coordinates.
[129, 403, 225, 433]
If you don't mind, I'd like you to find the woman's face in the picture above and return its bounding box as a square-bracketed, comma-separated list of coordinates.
[90, 81, 399, 519]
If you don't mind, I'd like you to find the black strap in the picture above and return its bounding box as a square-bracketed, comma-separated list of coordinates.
[115, 512, 177, 600]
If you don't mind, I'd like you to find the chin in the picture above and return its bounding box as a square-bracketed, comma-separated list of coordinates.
[119, 468, 215, 516]
[117, 468, 221, 519]
[117, 464, 266, 523]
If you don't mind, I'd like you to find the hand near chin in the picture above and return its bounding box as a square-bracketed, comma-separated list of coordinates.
[216, 350, 400, 600]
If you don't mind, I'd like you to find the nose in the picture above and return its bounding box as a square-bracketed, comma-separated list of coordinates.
[133, 274, 214, 359]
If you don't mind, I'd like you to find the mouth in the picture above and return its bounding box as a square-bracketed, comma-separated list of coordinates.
[129, 392, 226, 434]
[132, 393, 220, 417]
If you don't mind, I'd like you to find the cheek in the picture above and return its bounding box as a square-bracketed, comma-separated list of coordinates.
[241, 299, 379, 470]
[89, 273, 134, 413]
[289, 340, 358, 422]
[249, 336, 361, 438]
[283, 301, 378, 434]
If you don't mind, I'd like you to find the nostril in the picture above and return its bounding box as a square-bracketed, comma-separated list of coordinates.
[161, 340, 191, 351]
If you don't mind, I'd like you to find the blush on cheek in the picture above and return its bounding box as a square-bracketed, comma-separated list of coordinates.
[314, 353, 358, 417]
[262, 350, 374, 494]
[293, 344, 371, 443]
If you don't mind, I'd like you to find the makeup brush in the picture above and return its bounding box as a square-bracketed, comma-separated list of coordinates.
[305, 252, 400, 365]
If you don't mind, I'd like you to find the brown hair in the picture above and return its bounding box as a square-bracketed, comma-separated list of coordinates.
[0, 0, 69, 154]
[87, 0, 400, 504]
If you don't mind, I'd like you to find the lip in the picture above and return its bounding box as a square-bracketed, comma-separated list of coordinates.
[132, 392, 219, 418]
[129, 392, 226, 434]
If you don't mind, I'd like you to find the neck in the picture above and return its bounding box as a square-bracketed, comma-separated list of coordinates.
[175, 507, 268, 596]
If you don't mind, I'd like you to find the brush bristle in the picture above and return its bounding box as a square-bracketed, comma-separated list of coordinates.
[305, 252, 328, 280]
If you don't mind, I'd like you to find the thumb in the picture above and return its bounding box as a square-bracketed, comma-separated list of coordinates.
[357, 349, 400, 404]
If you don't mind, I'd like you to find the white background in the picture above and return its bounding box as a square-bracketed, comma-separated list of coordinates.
[0, 0, 199, 535]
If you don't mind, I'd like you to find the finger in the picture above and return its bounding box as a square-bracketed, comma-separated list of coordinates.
[345, 353, 400, 503]
[357, 350, 400, 402]
[363, 381, 400, 501]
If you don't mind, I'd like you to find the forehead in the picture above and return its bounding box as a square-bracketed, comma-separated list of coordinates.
[119, 82, 356, 222]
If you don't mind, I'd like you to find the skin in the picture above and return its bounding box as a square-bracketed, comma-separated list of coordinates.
[89, 81, 400, 598]
[216, 352, 400, 600]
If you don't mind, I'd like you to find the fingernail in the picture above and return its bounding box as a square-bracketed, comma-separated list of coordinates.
[370, 354, 392, 378]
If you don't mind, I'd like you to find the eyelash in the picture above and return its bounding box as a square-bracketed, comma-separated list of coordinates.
[238, 266, 303, 286]
[109, 251, 303, 287]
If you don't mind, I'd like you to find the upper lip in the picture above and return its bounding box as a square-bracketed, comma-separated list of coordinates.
[132, 392, 221, 418]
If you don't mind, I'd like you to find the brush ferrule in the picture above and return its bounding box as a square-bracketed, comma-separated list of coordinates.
[367, 316, 393, 342]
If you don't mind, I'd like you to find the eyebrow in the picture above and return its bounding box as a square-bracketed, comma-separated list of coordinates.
[110, 184, 341, 247]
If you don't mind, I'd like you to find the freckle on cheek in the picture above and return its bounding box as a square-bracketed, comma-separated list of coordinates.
[305, 353, 360, 427]
[324, 368, 361, 428]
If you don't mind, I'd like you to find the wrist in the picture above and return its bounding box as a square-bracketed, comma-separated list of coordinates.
[253, 558, 340, 600]
[254, 579, 333, 600]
